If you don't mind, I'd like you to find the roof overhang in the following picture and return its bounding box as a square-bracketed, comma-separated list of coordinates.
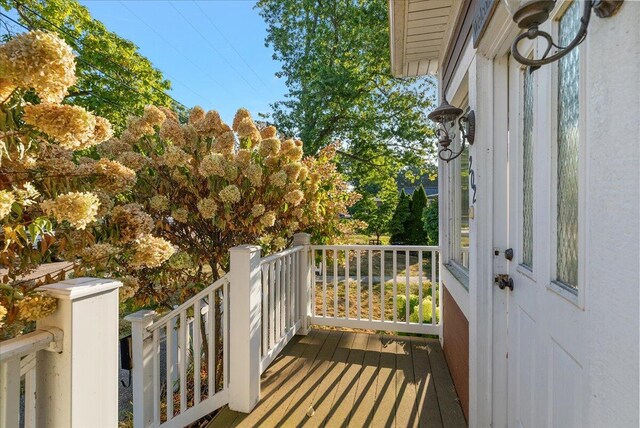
[389, 0, 461, 77]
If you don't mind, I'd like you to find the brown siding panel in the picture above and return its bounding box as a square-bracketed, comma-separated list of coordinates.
[442, 286, 470, 422]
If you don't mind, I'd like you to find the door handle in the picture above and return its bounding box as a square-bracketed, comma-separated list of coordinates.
[494, 274, 514, 291]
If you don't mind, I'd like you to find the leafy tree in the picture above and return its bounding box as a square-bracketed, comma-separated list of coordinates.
[1, 0, 174, 129]
[422, 198, 439, 246]
[406, 185, 427, 244]
[351, 187, 396, 242]
[389, 190, 410, 244]
[257, 0, 436, 175]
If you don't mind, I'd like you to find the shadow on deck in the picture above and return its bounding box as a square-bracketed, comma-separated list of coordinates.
[209, 329, 466, 427]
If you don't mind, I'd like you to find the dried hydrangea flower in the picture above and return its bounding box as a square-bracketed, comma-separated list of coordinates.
[245, 164, 262, 186]
[149, 195, 169, 212]
[259, 138, 281, 157]
[110, 203, 153, 242]
[0, 189, 15, 220]
[260, 125, 277, 139]
[259, 211, 276, 228]
[232, 108, 251, 131]
[197, 198, 218, 219]
[159, 118, 186, 146]
[93, 159, 137, 193]
[284, 190, 304, 206]
[79, 243, 118, 264]
[237, 117, 261, 147]
[16, 293, 57, 321]
[219, 185, 241, 204]
[130, 234, 175, 269]
[22, 103, 98, 150]
[189, 106, 206, 124]
[269, 170, 288, 188]
[0, 303, 7, 328]
[251, 204, 265, 217]
[0, 30, 76, 102]
[40, 191, 100, 230]
[172, 208, 189, 223]
[199, 153, 226, 177]
[214, 131, 236, 154]
[160, 145, 192, 168]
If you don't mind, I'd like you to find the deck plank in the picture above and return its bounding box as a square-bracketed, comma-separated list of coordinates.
[395, 336, 420, 427]
[300, 331, 357, 427]
[349, 333, 383, 426]
[326, 332, 369, 426]
[426, 338, 467, 428]
[371, 335, 397, 428]
[411, 337, 443, 428]
[207, 330, 466, 428]
[274, 330, 344, 426]
[235, 330, 329, 427]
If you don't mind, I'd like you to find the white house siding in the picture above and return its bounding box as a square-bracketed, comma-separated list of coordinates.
[582, 5, 640, 427]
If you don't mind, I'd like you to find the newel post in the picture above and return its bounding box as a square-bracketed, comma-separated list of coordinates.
[293, 232, 311, 335]
[35, 277, 121, 427]
[125, 309, 156, 428]
[228, 245, 262, 413]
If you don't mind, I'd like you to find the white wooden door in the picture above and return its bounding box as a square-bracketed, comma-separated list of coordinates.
[505, 8, 587, 424]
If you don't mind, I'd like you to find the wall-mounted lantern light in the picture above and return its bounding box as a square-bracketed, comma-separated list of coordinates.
[428, 97, 475, 163]
[505, 0, 623, 68]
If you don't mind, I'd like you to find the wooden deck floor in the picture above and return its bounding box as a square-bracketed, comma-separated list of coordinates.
[209, 329, 466, 427]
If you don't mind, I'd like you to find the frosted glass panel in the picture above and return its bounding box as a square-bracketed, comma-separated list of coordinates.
[522, 69, 534, 268]
[459, 147, 469, 269]
[556, 1, 580, 288]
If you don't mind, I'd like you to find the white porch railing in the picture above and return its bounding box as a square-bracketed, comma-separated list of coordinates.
[310, 245, 441, 335]
[259, 245, 303, 373]
[0, 328, 63, 427]
[127, 276, 229, 428]
[128, 236, 440, 427]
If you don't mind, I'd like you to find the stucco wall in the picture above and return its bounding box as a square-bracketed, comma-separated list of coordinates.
[442, 285, 470, 422]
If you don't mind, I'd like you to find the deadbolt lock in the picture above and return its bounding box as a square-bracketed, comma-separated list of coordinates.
[494, 274, 514, 291]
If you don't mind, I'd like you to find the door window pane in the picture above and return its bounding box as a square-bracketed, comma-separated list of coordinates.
[522, 69, 534, 268]
[458, 147, 470, 268]
[556, 1, 580, 288]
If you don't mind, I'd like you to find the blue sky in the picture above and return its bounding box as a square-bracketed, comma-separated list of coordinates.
[3, 1, 288, 124]
[81, 1, 287, 123]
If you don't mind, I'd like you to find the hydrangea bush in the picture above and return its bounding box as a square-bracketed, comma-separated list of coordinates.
[97, 103, 358, 306]
[1, 31, 357, 338]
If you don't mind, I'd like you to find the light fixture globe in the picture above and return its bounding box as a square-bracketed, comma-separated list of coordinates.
[508, 0, 556, 29]
[428, 97, 463, 124]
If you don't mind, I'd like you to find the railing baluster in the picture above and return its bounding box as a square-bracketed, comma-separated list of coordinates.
[24, 356, 36, 427]
[333, 249, 338, 318]
[223, 280, 229, 389]
[269, 261, 275, 349]
[275, 258, 282, 341]
[368, 249, 373, 321]
[406, 250, 410, 324]
[193, 300, 201, 405]
[207, 291, 215, 397]
[166, 318, 173, 420]
[291, 253, 296, 325]
[432, 250, 437, 326]
[418, 251, 423, 324]
[356, 249, 361, 320]
[345, 250, 350, 319]
[381, 250, 385, 322]
[179, 311, 187, 413]
[322, 249, 327, 318]
[311, 249, 316, 317]
[280, 255, 286, 336]
[393, 250, 397, 323]
[153, 328, 160, 424]
[262, 264, 268, 357]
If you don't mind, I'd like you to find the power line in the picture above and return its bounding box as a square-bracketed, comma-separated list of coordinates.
[118, 0, 229, 99]
[192, 1, 271, 89]
[16, 4, 188, 109]
[168, 1, 266, 97]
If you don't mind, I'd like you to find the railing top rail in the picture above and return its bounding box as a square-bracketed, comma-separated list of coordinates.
[147, 275, 229, 333]
[0, 327, 63, 362]
[310, 244, 440, 251]
[260, 245, 303, 265]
